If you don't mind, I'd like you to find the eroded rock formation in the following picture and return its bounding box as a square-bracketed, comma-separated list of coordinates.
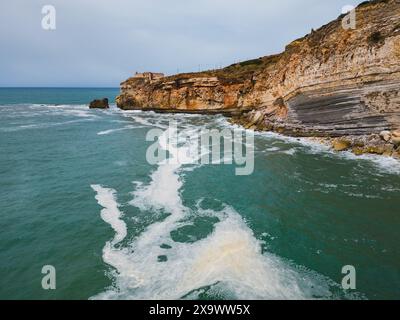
[89, 98, 109, 109]
[116, 0, 400, 155]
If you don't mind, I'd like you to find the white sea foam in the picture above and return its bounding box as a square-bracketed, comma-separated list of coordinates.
[97, 125, 145, 136]
[91, 185, 127, 245]
[93, 201, 338, 300]
[265, 147, 281, 152]
[30, 104, 98, 118]
[338, 151, 400, 175]
[239, 126, 400, 175]
[0, 104, 101, 132]
[91, 118, 347, 300]
[130, 125, 199, 214]
[282, 148, 297, 155]
[1, 119, 94, 132]
[57, 107, 95, 118]
[121, 112, 167, 129]
[266, 132, 400, 175]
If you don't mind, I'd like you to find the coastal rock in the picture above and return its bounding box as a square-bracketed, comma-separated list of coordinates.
[332, 139, 351, 151]
[391, 136, 400, 146]
[89, 98, 109, 109]
[366, 145, 386, 155]
[251, 111, 264, 125]
[392, 130, 400, 138]
[352, 147, 365, 156]
[380, 131, 392, 142]
[352, 142, 394, 155]
[392, 149, 400, 159]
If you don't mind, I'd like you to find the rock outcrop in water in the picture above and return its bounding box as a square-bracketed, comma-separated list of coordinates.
[89, 98, 109, 109]
[116, 0, 400, 156]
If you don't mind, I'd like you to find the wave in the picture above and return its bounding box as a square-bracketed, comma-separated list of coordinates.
[94, 204, 342, 300]
[97, 125, 145, 136]
[0, 119, 95, 132]
[220, 118, 400, 175]
[337, 151, 400, 175]
[91, 185, 127, 245]
[91, 119, 356, 300]
[1, 103, 102, 118]
[0, 104, 101, 132]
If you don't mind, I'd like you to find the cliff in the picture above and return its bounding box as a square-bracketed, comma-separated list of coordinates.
[116, 0, 400, 155]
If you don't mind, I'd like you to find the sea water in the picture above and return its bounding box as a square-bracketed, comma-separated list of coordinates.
[0, 88, 399, 300]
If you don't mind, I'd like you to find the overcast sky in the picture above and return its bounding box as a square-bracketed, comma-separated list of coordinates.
[0, 0, 363, 87]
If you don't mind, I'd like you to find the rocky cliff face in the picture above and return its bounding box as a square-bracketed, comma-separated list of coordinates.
[116, 0, 400, 154]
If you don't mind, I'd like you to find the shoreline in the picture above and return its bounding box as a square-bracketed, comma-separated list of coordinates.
[117, 106, 245, 116]
[113, 106, 400, 160]
[229, 114, 400, 159]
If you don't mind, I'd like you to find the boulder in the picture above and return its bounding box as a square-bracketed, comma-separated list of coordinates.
[392, 150, 400, 159]
[379, 130, 392, 142]
[252, 111, 264, 125]
[391, 136, 400, 146]
[365, 145, 385, 155]
[244, 122, 253, 129]
[383, 144, 395, 156]
[332, 139, 351, 151]
[392, 130, 400, 138]
[89, 98, 109, 109]
[352, 147, 364, 156]
[352, 139, 365, 147]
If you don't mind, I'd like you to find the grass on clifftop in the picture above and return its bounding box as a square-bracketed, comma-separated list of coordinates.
[165, 54, 281, 85]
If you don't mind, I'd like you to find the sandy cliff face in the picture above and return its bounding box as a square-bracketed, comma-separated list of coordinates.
[117, 0, 400, 142]
[238, 0, 400, 138]
[117, 73, 255, 115]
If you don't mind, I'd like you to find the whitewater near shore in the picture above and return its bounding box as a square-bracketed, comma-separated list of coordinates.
[1, 88, 399, 299]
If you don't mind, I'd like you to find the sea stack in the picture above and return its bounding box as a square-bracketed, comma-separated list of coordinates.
[89, 98, 109, 109]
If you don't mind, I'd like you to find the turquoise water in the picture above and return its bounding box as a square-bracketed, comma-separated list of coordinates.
[0, 88, 399, 300]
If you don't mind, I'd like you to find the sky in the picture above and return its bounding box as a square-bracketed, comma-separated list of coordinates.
[0, 0, 364, 87]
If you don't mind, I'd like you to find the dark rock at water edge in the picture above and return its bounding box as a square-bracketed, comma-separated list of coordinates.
[89, 98, 109, 109]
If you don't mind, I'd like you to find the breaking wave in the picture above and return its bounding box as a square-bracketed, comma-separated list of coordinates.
[222, 117, 400, 175]
[90, 116, 355, 300]
[91, 185, 127, 245]
[0, 104, 98, 132]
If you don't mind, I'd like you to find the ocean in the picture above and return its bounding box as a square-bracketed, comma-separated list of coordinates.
[0, 88, 399, 300]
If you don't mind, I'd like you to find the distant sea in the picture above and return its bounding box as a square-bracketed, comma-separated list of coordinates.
[0, 88, 399, 300]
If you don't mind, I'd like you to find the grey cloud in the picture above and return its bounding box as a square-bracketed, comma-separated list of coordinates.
[0, 0, 363, 87]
